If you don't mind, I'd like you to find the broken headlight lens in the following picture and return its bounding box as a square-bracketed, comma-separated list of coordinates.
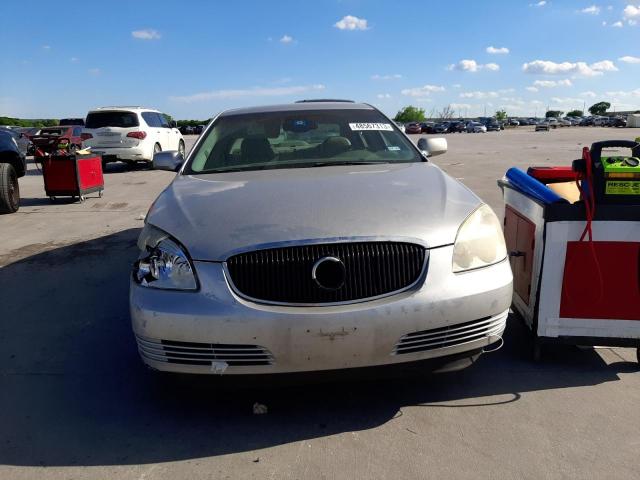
[133, 224, 197, 290]
[452, 204, 507, 273]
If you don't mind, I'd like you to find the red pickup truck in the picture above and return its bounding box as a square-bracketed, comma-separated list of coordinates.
[31, 125, 84, 155]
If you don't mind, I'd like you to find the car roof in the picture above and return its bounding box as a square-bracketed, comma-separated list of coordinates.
[89, 106, 160, 113]
[219, 101, 375, 117]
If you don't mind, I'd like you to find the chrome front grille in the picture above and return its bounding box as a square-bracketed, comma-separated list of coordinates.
[226, 242, 427, 305]
[394, 315, 505, 355]
[136, 336, 274, 366]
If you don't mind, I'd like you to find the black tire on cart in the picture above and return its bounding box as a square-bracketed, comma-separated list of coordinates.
[0, 163, 20, 214]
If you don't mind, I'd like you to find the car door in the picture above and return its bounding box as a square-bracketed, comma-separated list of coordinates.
[159, 113, 180, 150]
[141, 112, 166, 150]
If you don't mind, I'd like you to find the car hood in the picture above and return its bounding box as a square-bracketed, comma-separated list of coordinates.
[147, 162, 482, 261]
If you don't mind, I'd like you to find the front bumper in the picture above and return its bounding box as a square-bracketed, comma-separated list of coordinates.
[90, 145, 151, 162]
[130, 245, 513, 375]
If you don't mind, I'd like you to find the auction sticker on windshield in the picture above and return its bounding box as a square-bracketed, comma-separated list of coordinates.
[349, 123, 394, 131]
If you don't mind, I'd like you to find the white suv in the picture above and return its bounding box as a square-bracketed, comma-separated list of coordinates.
[81, 107, 185, 166]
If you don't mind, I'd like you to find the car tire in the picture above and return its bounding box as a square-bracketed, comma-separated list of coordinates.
[0, 162, 20, 214]
[178, 140, 185, 158]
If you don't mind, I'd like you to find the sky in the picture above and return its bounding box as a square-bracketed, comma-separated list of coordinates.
[1, 0, 639, 119]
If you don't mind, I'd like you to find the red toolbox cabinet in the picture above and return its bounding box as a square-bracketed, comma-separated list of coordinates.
[42, 153, 104, 202]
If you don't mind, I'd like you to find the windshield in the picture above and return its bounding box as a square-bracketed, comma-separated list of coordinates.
[185, 109, 421, 174]
[85, 111, 139, 129]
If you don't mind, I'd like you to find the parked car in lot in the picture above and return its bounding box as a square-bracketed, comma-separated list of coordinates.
[30, 125, 84, 154]
[535, 121, 551, 132]
[193, 124, 205, 135]
[59, 118, 85, 126]
[466, 121, 487, 133]
[131, 100, 512, 376]
[610, 116, 627, 128]
[420, 122, 435, 133]
[433, 122, 450, 134]
[404, 122, 422, 134]
[81, 107, 185, 166]
[0, 129, 27, 213]
[507, 119, 520, 126]
[485, 121, 501, 132]
[447, 121, 466, 133]
[393, 121, 405, 133]
[180, 125, 195, 135]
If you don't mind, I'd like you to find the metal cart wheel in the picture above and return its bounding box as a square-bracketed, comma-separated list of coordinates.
[79, 195, 85, 203]
[98, 190, 103, 198]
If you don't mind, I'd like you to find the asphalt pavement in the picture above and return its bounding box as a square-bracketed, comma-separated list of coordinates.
[0, 128, 638, 479]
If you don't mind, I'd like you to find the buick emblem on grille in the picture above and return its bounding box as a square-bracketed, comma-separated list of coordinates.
[312, 256, 346, 291]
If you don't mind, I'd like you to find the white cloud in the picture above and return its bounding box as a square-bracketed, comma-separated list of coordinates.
[88, 68, 101, 76]
[526, 86, 539, 92]
[334, 15, 368, 31]
[450, 103, 472, 111]
[623, 5, 640, 20]
[530, 1, 547, 7]
[550, 97, 585, 105]
[376, 93, 392, 99]
[371, 74, 402, 80]
[522, 59, 618, 76]
[612, 20, 624, 27]
[580, 5, 600, 14]
[619, 55, 640, 63]
[533, 79, 573, 87]
[279, 35, 294, 44]
[401, 84, 446, 97]
[448, 59, 500, 72]
[70, 57, 79, 63]
[132, 29, 161, 40]
[460, 91, 500, 99]
[452, 84, 462, 88]
[580, 91, 598, 97]
[486, 46, 509, 54]
[170, 84, 326, 103]
[42, 45, 51, 50]
[604, 88, 640, 97]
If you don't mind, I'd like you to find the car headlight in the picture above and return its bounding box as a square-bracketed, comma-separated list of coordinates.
[452, 204, 507, 273]
[133, 224, 198, 290]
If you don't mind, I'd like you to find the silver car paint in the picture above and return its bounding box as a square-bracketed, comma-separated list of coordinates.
[147, 162, 482, 261]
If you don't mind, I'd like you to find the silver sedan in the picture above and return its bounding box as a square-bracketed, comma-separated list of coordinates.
[130, 101, 512, 376]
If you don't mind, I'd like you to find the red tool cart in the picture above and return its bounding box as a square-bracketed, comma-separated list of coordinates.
[42, 152, 104, 202]
[498, 140, 640, 363]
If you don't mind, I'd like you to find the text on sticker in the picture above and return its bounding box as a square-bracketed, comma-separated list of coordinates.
[349, 123, 394, 131]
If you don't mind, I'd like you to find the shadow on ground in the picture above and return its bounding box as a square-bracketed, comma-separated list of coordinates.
[0, 230, 632, 467]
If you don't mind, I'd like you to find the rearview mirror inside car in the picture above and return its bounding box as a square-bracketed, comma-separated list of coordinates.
[417, 137, 448, 157]
[153, 150, 184, 172]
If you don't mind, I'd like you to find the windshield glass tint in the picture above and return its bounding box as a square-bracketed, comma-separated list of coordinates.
[85, 112, 139, 129]
[186, 109, 420, 174]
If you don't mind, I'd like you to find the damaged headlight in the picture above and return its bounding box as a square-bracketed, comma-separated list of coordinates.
[133, 224, 198, 290]
[452, 204, 507, 273]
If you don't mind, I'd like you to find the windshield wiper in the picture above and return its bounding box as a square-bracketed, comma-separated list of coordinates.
[303, 161, 391, 168]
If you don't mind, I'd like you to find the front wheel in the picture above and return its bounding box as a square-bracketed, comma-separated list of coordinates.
[0, 163, 20, 214]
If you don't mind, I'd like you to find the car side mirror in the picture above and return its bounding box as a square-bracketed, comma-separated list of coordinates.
[153, 150, 184, 172]
[417, 137, 448, 157]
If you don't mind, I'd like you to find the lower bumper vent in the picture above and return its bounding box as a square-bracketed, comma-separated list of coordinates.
[394, 315, 505, 355]
[136, 336, 274, 366]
